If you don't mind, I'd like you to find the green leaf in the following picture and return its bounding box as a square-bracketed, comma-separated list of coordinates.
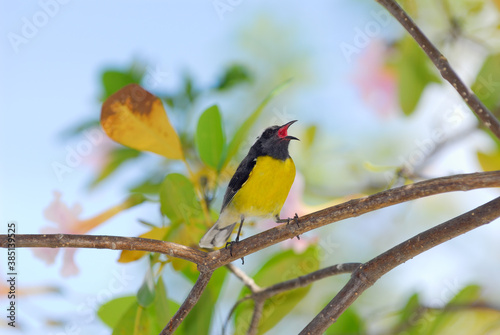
[325, 307, 365, 335]
[224, 79, 292, 165]
[399, 293, 420, 324]
[183, 74, 197, 103]
[101, 65, 145, 100]
[137, 266, 156, 308]
[151, 277, 171, 329]
[97, 296, 136, 329]
[111, 302, 151, 335]
[471, 53, 500, 111]
[196, 105, 225, 170]
[234, 246, 320, 334]
[391, 293, 422, 335]
[90, 147, 142, 188]
[477, 148, 500, 171]
[399, 0, 418, 16]
[145, 277, 180, 334]
[129, 178, 162, 195]
[395, 36, 440, 116]
[447, 285, 481, 306]
[111, 302, 138, 335]
[159, 173, 202, 225]
[100, 280, 178, 335]
[215, 64, 252, 91]
[133, 306, 151, 335]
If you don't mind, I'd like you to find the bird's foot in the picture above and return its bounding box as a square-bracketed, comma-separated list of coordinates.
[225, 241, 244, 265]
[276, 213, 300, 240]
[225, 240, 237, 256]
[275, 213, 299, 226]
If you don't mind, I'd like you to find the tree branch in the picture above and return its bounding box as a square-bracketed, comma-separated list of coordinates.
[0, 234, 206, 265]
[226, 263, 262, 293]
[247, 299, 265, 335]
[300, 195, 500, 334]
[252, 263, 361, 300]
[161, 271, 213, 335]
[375, 0, 500, 140]
[203, 171, 500, 269]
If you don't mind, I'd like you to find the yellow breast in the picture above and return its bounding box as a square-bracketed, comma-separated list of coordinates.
[231, 156, 296, 218]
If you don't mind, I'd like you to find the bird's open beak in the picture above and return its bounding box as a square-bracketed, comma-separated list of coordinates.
[278, 120, 299, 141]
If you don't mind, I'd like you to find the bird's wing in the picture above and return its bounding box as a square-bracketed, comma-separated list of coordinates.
[220, 155, 257, 212]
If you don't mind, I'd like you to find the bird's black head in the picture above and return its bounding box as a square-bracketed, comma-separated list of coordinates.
[251, 120, 299, 160]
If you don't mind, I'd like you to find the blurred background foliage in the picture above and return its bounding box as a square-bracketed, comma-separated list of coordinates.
[4, 0, 500, 334]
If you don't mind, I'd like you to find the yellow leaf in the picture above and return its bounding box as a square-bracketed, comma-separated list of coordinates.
[494, 0, 500, 12]
[101, 84, 183, 159]
[118, 227, 168, 263]
[477, 149, 500, 171]
[171, 257, 190, 272]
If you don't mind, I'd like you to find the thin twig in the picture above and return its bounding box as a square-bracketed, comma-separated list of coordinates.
[226, 263, 261, 293]
[203, 171, 500, 269]
[161, 271, 214, 335]
[253, 263, 361, 300]
[300, 196, 500, 334]
[247, 299, 265, 335]
[375, 0, 500, 140]
[223, 296, 252, 335]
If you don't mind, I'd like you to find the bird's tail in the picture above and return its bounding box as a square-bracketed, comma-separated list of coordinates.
[199, 221, 236, 249]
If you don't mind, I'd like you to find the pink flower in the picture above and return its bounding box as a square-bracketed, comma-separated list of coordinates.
[351, 40, 398, 117]
[0, 280, 58, 297]
[80, 128, 116, 172]
[42, 191, 83, 235]
[35, 191, 144, 276]
[279, 173, 309, 219]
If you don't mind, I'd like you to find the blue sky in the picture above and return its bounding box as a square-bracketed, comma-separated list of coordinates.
[2, 1, 500, 334]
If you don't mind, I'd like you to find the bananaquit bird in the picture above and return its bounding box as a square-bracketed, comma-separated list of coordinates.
[199, 120, 298, 249]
